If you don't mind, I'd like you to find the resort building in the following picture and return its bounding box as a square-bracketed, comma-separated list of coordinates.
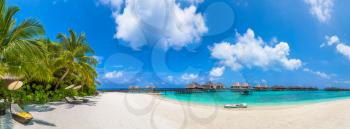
[128, 86, 141, 92]
[186, 82, 204, 89]
[145, 85, 157, 92]
[202, 82, 225, 90]
[254, 84, 269, 90]
[231, 82, 250, 90]
[271, 85, 286, 91]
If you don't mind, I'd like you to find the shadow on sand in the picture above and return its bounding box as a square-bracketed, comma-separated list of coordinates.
[0, 110, 56, 128]
[0, 110, 14, 129]
[27, 119, 56, 127]
[65, 100, 97, 109]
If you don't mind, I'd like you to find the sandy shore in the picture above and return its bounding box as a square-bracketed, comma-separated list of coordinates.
[1, 92, 350, 129]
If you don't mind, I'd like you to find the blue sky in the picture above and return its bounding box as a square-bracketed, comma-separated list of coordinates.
[8, 0, 350, 89]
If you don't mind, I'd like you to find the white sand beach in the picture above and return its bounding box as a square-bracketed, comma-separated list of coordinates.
[2, 92, 350, 129]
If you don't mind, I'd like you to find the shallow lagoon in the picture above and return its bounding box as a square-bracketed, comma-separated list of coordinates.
[162, 90, 350, 106]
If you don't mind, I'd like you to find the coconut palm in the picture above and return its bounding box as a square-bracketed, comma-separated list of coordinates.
[54, 29, 97, 89]
[0, 0, 45, 79]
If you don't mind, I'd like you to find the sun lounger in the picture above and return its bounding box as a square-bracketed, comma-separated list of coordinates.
[64, 97, 83, 104]
[224, 103, 248, 108]
[73, 96, 89, 103]
[11, 104, 33, 124]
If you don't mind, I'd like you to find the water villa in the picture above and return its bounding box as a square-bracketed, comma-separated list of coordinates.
[324, 87, 350, 91]
[254, 84, 269, 90]
[231, 82, 250, 91]
[271, 85, 287, 91]
[202, 82, 225, 90]
[186, 82, 204, 89]
[128, 86, 141, 92]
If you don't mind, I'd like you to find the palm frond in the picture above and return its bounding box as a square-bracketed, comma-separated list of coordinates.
[9, 18, 45, 42]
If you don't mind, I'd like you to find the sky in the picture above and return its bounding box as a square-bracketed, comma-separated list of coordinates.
[7, 0, 350, 89]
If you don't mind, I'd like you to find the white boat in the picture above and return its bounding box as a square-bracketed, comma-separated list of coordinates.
[224, 103, 248, 108]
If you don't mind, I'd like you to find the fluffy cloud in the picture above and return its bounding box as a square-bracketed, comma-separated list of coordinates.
[336, 44, 350, 60]
[304, 0, 334, 23]
[321, 35, 340, 47]
[209, 66, 225, 77]
[186, 0, 204, 4]
[303, 68, 331, 79]
[104, 71, 123, 79]
[322, 35, 350, 61]
[181, 73, 199, 81]
[101, 0, 207, 50]
[99, 0, 123, 10]
[210, 28, 302, 71]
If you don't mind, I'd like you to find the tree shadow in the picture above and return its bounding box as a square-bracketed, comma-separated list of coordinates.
[27, 118, 56, 127]
[0, 110, 14, 129]
[64, 100, 97, 109]
[82, 100, 97, 106]
[25, 105, 56, 112]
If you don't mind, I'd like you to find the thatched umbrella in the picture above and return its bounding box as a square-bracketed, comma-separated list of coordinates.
[1, 74, 24, 114]
[1, 74, 24, 91]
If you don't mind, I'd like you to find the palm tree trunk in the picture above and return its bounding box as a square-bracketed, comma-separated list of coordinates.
[55, 69, 70, 89]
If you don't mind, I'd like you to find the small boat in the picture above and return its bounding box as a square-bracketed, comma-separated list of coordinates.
[240, 90, 251, 95]
[224, 103, 248, 108]
[11, 104, 33, 124]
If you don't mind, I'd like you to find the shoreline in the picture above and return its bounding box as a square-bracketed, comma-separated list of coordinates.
[155, 92, 350, 110]
[6, 92, 350, 129]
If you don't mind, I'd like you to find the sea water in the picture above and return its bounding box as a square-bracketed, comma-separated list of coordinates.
[161, 90, 350, 106]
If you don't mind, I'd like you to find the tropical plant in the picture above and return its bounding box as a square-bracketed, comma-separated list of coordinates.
[54, 29, 97, 90]
[0, 0, 45, 80]
[0, 0, 98, 104]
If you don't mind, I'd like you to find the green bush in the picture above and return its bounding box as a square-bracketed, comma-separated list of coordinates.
[3, 83, 96, 104]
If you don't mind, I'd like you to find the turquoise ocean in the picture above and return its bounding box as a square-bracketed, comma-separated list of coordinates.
[161, 90, 350, 106]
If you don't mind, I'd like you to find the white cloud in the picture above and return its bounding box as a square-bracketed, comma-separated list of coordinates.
[166, 75, 174, 82]
[336, 43, 350, 60]
[102, 0, 208, 50]
[304, 0, 334, 23]
[321, 35, 340, 47]
[322, 35, 350, 61]
[209, 66, 225, 77]
[181, 73, 199, 81]
[99, 0, 123, 11]
[104, 71, 124, 79]
[210, 28, 302, 71]
[185, 0, 204, 4]
[303, 68, 331, 79]
[334, 80, 350, 84]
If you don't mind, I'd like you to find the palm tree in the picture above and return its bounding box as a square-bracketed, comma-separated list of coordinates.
[0, 63, 6, 78]
[0, 0, 45, 79]
[54, 29, 97, 89]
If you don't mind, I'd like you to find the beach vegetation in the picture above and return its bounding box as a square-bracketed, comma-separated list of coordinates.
[0, 0, 98, 104]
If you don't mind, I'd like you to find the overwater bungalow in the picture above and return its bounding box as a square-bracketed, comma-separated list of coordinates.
[202, 82, 225, 90]
[254, 84, 269, 91]
[324, 87, 350, 91]
[128, 86, 141, 92]
[285, 86, 319, 91]
[186, 82, 204, 89]
[231, 82, 250, 91]
[271, 85, 287, 91]
[145, 85, 157, 92]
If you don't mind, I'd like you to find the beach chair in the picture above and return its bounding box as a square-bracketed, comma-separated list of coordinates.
[64, 97, 83, 104]
[11, 104, 33, 124]
[73, 96, 89, 103]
